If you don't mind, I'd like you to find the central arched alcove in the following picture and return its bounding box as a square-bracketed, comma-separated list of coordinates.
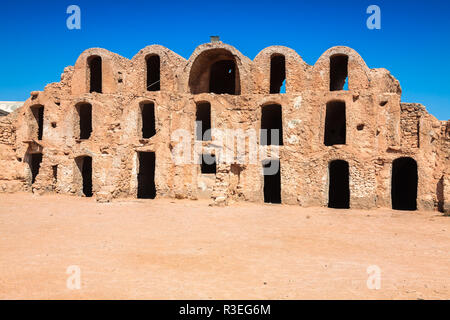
[189, 49, 241, 95]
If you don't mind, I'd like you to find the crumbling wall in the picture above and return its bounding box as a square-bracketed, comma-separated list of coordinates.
[0, 113, 28, 192]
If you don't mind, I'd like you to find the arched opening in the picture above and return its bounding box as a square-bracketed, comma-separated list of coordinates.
[328, 160, 350, 209]
[324, 101, 346, 146]
[140, 102, 156, 139]
[261, 104, 283, 146]
[88, 56, 102, 93]
[196, 102, 211, 141]
[263, 159, 281, 204]
[330, 54, 348, 91]
[75, 156, 92, 197]
[146, 55, 160, 91]
[189, 49, 241, 95]
[270, 55, 286, 94]
[392, 157, 418, 210]
[137, 152, 156, 199]
[76, 103, 92, 140]
[30, 105, 44, 140]
[28, 153, 43, 184]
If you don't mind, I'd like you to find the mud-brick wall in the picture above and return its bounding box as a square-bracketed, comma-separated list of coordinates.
[400, 103, 421, 148]
[0, 117, 15, 145]
[443, 122, 450, 214]
[0, 116, 27, 192]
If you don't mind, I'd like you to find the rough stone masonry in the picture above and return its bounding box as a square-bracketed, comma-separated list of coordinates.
[0, 41, 448, 213]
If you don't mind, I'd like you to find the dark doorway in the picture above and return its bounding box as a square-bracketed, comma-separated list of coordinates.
[141, 102, 156, 138]
[200, 154, 216, 174]
[29, 153, 43, 184]
[146, 55, 160, 91]
[263, 159, 281, 204]
[88, 56, 102, 93]
[75, 156, 92, 197]
[270, 55, 286, 94]
[209, 60, 236, 94]
[77, 103, 92, 139]
[328, 160, 350, 209]
[261, 104, 283, 145]
[137, 152, 156, 199]
[330, 55, 348, 91]
[31, 105, 44, 140]
[392, 157, 418, 210]
[196, 102, 211, 141]
[324, 101, 346, 146]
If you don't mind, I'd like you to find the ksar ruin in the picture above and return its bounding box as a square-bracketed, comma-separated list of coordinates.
[0, 40, 449, 212]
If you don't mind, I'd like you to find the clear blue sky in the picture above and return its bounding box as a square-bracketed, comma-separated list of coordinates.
[0, 0, 448, 120]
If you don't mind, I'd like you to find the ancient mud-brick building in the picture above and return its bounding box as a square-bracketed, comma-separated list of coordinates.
[0, 41, 449, 212]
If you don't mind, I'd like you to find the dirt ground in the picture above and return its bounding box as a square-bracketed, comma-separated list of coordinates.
[0, 193, 448, 300]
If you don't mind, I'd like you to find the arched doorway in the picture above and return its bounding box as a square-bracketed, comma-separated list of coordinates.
[391, 157, 417, 210]
[328, 160, 350, 209]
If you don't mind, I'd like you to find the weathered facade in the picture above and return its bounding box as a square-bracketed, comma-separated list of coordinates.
[0, 41, 448, 212]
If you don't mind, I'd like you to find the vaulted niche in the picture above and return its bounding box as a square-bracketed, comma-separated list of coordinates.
[391, 157, 418, 211]
[146, 55, 160, 91]
[330, 54, 348, 91]
[328, 160, 350, 209]
[270, 55, 286, 94]
[189, 49, 241, 95]
[76, 103, 92, 140]
[324, 101, 346, 146]
[261, 104, 283, 145]
[140, 102, 156, 139]
[30, 105, 44, 140]
[196, 102, 211, 141]
[88, 55, 102, 93]
[75, 156, 93, 197]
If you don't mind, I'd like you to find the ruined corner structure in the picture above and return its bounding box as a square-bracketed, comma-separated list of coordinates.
[0, 42, 448, 213]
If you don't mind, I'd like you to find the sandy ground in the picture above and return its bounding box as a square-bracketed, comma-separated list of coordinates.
[0, 193, 449, 300]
